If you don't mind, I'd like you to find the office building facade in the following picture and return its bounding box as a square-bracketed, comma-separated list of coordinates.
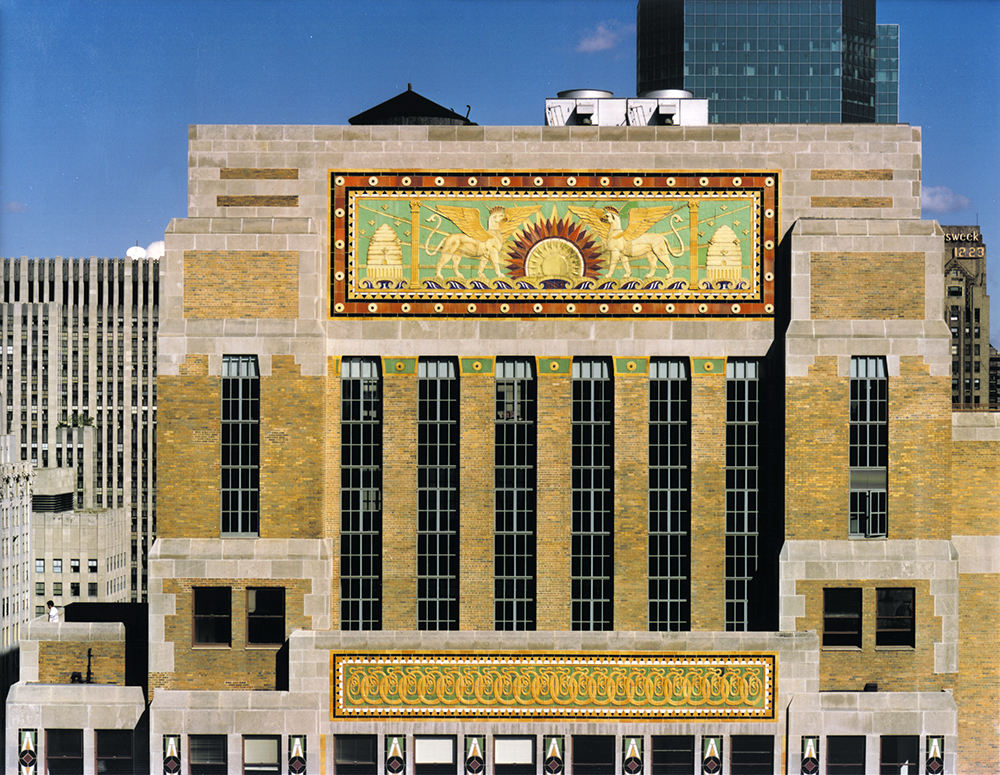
[7, 120, 1000, 773]
[942, 226, 990, 406]
[0, 257, 158, 603]
[636, 0, 899, 124]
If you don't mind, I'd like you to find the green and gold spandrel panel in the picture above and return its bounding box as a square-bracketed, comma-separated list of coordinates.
[331, 652, 776, 721]
[330, 172, 778, 317]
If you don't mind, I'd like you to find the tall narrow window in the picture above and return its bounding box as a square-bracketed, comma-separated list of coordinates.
[571, 358, 613, 631]
[417, 358, 460, 630]
[649, 359, 691, 631]
[495, 358, 536, 630]
[221, 355, 259, 535]
[876, 588, 914, 648]
[341, 357, 382, 630]
[726, 360, 760, 631]
[850, 356, 887, 537]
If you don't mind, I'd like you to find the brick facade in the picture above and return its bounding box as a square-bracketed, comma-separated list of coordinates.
[811, 252, 925, 320]
[37, 640, 126, 686]
[183, 250, 299, 319]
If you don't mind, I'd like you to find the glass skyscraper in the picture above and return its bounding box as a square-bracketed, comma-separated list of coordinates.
[637, 0, 899, 124]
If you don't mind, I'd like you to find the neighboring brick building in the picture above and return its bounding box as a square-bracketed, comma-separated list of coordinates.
[8, 120, 1000, 775]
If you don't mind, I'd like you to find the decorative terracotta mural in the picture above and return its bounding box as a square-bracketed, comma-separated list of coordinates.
[330, 172, 778, 317]
[330, 652, 776, 721]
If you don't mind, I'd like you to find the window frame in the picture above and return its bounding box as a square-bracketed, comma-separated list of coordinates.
[192, 587, 232, 648]
[246, 587, 285, 647]
[822, 588, 862, 648]
[494, 358, 537, 632]
[849, 356, 888, 538]
[827, 736, 865, 775]
[95, 729, 133, 774]
[875, 587, 915, 648]
[221, 354, 261, 536]
[879, 735, 919, 775]
[243, 735, 281, 775]
[651, 735, 695, 775]
[190, 734, 228, 775]
[335, 734, 378, 775]
[45, 728, 84, 775]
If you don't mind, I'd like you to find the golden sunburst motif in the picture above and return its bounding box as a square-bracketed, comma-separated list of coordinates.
[506, 211, 604, 279]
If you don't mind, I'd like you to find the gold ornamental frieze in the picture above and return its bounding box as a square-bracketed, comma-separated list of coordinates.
[330, 171, 779, 318]
[331, 652, 776, 721]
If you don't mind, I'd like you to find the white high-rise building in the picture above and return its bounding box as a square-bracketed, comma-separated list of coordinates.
[1, 257, 158, 602]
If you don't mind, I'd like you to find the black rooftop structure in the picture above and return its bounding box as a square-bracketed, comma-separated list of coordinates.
[348, 85, 476, 126]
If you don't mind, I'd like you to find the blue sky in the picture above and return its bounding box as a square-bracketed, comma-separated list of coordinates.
[1, 0, 998, 332]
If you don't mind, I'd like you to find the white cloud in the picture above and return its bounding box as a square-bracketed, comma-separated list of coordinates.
[3, 201, 28, 214]
[923, 186, 973, 214]
[576, 21, 635, 54]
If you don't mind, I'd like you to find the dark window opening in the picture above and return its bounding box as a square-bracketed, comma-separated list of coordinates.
[651, 735, 695, 775]
[96, 729, 133, 775]
[193, 587, 231, 646]
[46, 729, 83, 775]
[190, 734, 227, 775]
[730, 735, 774, 775]
[247, 587, 285, 645]
[827, 736, 865, 775]
[572, 736, 615, 775]
[336, 735, 378, 775]
[876, 588, 915, 647]
[823, 588, 862, 647]
[880, 736, 919, 775]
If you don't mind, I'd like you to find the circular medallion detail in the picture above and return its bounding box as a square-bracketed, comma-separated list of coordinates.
[334, 207, 345, 218]
[666, 304, 675, 313]
[525, 238, 584, 278]
[633, 177, 643, 187]
[599, 304, 610, 313]
[732, 177, 742, 186]
[335, 239, 345, 250]
[533, 303, 543, 313]
[698, 303, 708, 313]
[566, 304, 576, 313]
[632, 303, 642, 313]
[600, 177, 610, 186]
[703, 361, 715, 372]
[467, 303, 477, 313]
[368, 176, 378, 186]
[534, 176, 544, 186]
[549, 361, 560, 371]
[699, 177, 710, 186]
[731, 304, 741, 313]
[334, 302, 345, 313]
[626, 360, 637, 372]
[401, 303, 411, 313]
[765, 208, 774, 219]
[434, 177, 445, 186]
[335, 176, 345, 186]
[501, 177, 511, 186]
[367, 303, 378, 313]
[467, 177, 477, 186]
[765, 177, 774, 187]
[500, 303, 510, 313]
[434, 303, 444, 313]
[334, 271, 345, 282]
[566, 177, 577, 186]
[394, 361, 405, 372]
[401, 177, 411, 186]
[765, 303, 774, 313]
[666, 177, 676, 186]
[472, 360, 483, 371]
[764, 240, 774, 250]
[764, 272, 774, 282]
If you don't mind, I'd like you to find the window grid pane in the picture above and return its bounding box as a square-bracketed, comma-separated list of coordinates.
[341, 357, 383, 630]
[221, 355, 260, 535]
[726, 359, 760, 631]
[417, 358, 460, 630]
[649, 359, 691, 632]
[495, 358, 537, 631]
[849, 356, 888, 537]
[571, 358, 613, 631]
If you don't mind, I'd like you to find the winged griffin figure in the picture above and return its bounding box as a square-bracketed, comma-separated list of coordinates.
[425, 205, 541, 279]
[567, 204, 686, 278]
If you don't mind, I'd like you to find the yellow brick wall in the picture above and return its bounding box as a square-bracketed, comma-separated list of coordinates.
[797, 579, 950, 692]
[183, 250, 299, 319]
[157, 356, 220, 538]
[956, 574, 1000, 773]
[155, 578, 309, 692]
[459, 371, 494, 630]
[951, 442, 1000, 535]
[37, 640, 125, 685]
[690, 369, 727, 631]
[259, 355, 324, 539]
[614, 370, 648, 631]
[536, 370, 572, 631]
[811, 252, 925, 319]
[785, 357, 848, 540]
[381, 371, 418, 629]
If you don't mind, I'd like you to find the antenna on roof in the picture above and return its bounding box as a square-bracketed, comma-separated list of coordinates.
[466, 105, 471, 118]
[408, 83, 412, 91]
